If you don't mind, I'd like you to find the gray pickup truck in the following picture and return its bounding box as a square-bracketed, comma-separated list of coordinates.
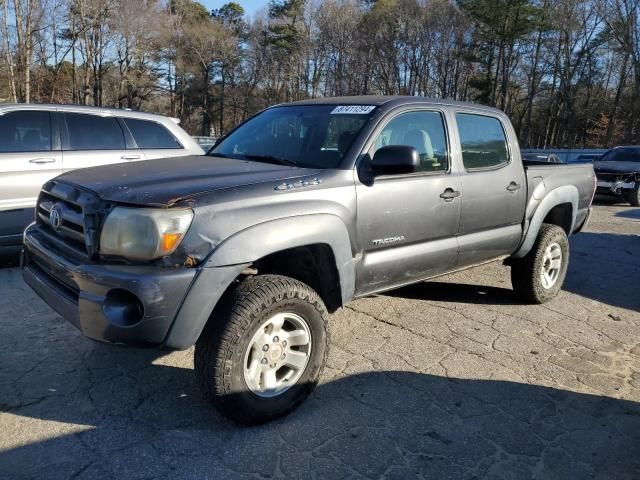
[22, 96, 596, 424]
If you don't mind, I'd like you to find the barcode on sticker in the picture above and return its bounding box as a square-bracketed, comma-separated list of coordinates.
[330, 105, 376, 114]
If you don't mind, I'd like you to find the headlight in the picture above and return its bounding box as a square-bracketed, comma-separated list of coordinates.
[100, 207, 194, 261]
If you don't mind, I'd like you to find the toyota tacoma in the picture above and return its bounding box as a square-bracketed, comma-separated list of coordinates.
[22, 96, 596, 424]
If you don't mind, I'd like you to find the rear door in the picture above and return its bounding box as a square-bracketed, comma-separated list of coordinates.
[122, 118, 187, 160]
[454, 112, 526, 267]
[61, 112, 145, 171]
[0, 110, 63, 214]
[355, 108, 462, 295]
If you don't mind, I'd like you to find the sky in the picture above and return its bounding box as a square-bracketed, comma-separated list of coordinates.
[199, 0, 269, 19]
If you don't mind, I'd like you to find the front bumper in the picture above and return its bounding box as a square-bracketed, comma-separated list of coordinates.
[596, 179, 636, 195]
[22, 225, 197, 348]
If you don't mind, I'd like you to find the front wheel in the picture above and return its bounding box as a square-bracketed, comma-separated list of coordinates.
[195, 274, 329, 425]
[510, 224, 569, 304]
[626, 184, 640, 207]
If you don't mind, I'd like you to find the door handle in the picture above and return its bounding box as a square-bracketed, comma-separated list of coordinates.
[29, 157, 56, 164]
[439, 188, 461, 202]
[121, 154, 140, 160]
[506, 181, 521, 192]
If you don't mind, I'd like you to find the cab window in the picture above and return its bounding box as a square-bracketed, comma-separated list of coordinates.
[372, 110, 448, 172]
[456, 113, 509, 169]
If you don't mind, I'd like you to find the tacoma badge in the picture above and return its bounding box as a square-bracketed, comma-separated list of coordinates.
[372, 235, 405, 246]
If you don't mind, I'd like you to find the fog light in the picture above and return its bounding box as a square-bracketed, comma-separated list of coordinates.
[103, 289, 144, 327]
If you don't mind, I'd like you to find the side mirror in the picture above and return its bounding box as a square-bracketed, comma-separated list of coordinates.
[371, 145, 419, 176]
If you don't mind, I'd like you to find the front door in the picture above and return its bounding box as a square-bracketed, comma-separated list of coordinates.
[355, 109, 461, 295]
[454, 112, 527, 267]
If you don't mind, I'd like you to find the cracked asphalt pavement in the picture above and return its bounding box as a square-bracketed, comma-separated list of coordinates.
[1, 199, 639, 480]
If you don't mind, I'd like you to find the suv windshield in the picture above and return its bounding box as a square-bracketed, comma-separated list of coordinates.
[209, 105, 375, 168]
[600, 147, 640, 162]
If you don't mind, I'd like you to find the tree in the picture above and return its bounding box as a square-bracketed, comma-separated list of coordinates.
[211, 2, 246, 134]
[267, 0, 307, 101]
[460, 0, 544, 111]
[110, 0, 160, 109]
[0, 0, 634, 147]
[601, 0, 640, 143]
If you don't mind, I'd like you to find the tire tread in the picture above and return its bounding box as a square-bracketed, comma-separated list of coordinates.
[511, 223, 569, 304]
[627, 184, 640, 207]
[195, 274, 329, 424]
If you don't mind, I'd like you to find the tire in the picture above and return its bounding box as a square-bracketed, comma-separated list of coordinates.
[510, 224, 569, 304]
[195, 274, 329, 425]
[626, 184, 640, 207]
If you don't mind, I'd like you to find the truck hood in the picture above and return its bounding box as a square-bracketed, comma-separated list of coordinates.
[56, 155, 321, 206]
[594, 160, 640, 175]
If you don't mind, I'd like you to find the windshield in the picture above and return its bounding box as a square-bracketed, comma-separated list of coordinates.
[209, 105, 375, 169]
[600, 148, 640, 163]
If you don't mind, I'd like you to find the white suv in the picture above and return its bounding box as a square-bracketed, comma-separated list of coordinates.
[0, 104, 203, 251]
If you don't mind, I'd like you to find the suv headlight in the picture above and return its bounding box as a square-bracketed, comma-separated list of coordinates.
[100, 207, 194, 261]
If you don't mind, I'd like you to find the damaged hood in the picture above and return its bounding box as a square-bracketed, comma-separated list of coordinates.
[56, 155, 321, 206]
[594, 161, 640, 175]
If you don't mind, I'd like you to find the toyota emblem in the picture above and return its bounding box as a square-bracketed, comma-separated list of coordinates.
[50, 207, 61, 230]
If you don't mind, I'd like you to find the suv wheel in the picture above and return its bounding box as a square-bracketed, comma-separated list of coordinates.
[626, 184, 640, 207]
[195, 274, 329, 425]
[511, 224, 569, 304]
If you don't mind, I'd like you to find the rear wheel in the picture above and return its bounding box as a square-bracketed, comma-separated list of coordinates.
[511, 224, 569, 304]
[626, 184, 640, 207]
[195, 274, 329, 425]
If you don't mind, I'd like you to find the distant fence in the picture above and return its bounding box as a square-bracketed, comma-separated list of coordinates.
[521, 148, 607, 163]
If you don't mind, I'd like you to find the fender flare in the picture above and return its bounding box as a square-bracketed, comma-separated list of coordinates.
[164, 214, 356, 349]
[512, 185, 579, 259]
[207, 214, 356, 303]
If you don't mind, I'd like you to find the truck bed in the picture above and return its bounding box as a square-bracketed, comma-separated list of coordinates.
[523, 160, 596, 233]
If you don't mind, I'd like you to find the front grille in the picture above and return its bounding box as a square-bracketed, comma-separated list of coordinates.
[596, 171, 634, 182]
[36, 180, 105, 258]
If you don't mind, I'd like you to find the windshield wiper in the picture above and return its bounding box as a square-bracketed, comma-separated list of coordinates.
[242, 154, 299, 168]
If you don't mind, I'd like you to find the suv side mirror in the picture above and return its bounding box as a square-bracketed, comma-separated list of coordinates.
[371, 145, 419, 176]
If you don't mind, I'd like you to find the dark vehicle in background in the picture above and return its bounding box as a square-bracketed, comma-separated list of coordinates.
[573, 153, 603, 163]
[21, 96, 596, 425]
[594, 146, 640, 206]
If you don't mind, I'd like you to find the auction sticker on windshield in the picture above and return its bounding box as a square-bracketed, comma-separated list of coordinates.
[331, 105, 376, 114]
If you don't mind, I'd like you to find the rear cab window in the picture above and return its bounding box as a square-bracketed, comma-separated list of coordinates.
[124, 118, 183, 149]
[0, 111, 52, 152]
[64, 113, 126, 150]
[456, 113, 510, 170]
